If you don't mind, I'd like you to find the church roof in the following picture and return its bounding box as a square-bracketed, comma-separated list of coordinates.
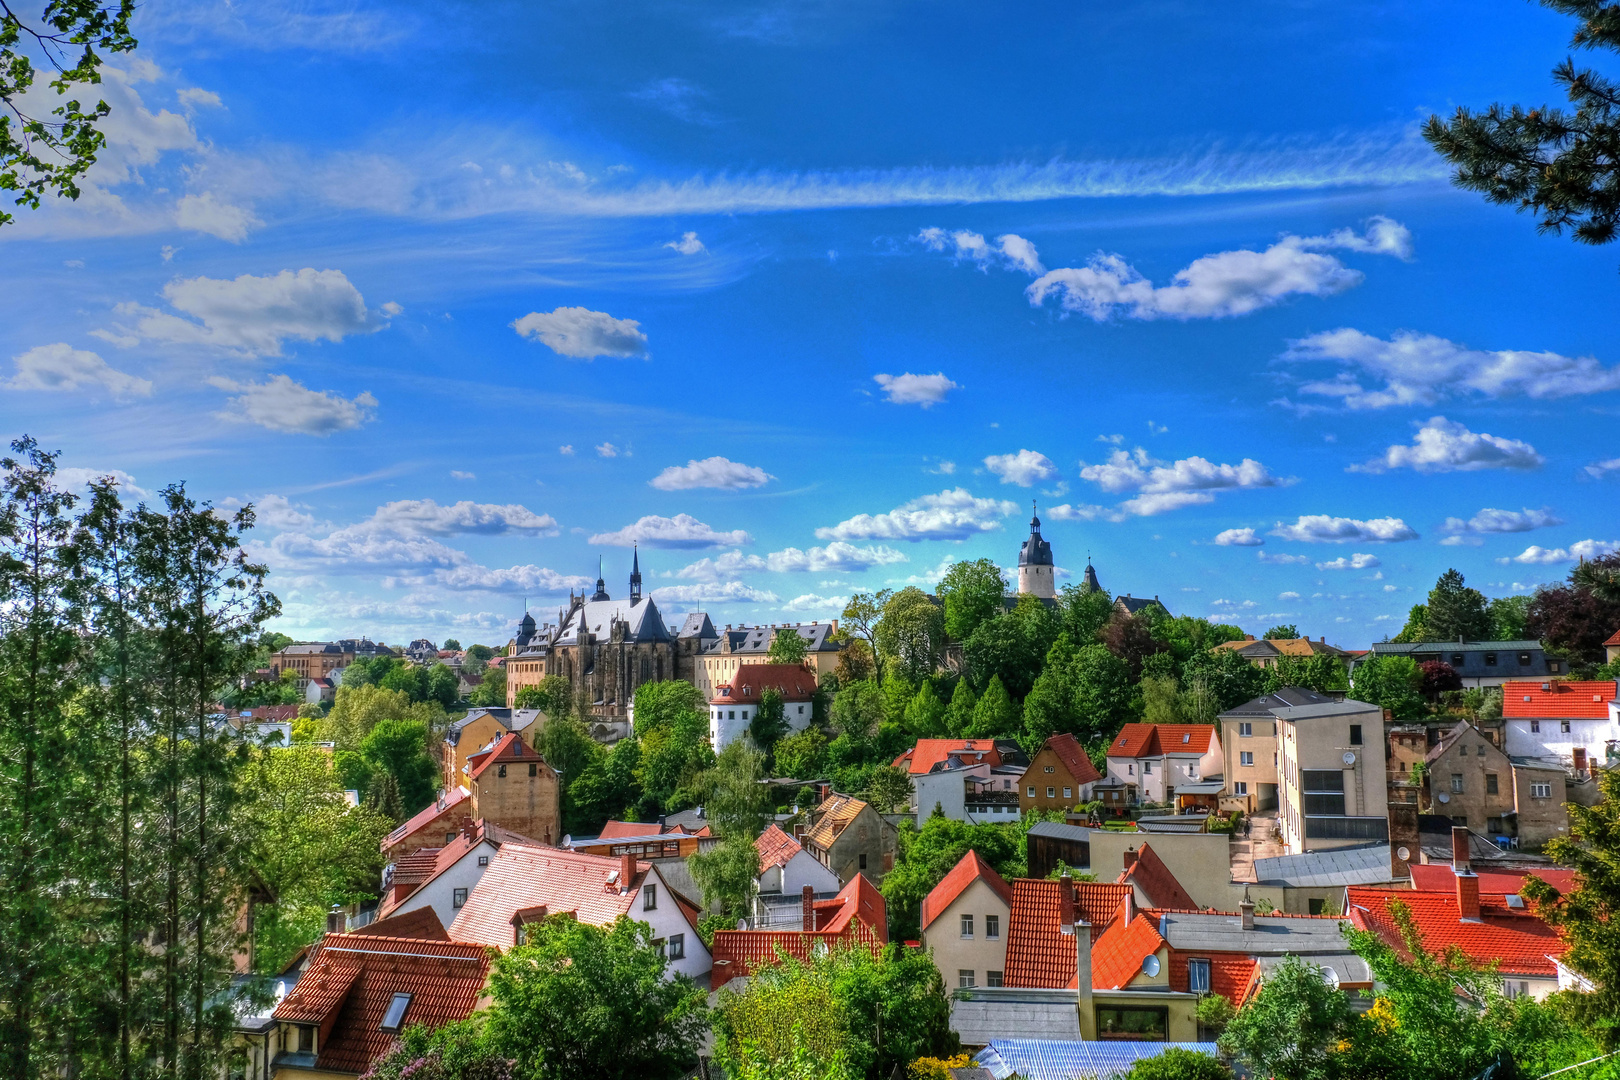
[554, 594, 671, 646]
[676, 612, 717, 640]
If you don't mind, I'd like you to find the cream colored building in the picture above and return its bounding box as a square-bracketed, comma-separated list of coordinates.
[692, 620, 845, 698]
[920, 851, 1013, 991]
[1274, 699, 1388, 855]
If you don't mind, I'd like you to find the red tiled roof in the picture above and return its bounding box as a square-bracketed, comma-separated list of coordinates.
[1168, 951, 1259, 1003]
[756, 823, 803, 870]
[1090, 912, 1165, 991]
[922, 850, 1012, 931]
[1605, 629, 1620, 648]
[272, 932, 489, 1075]
[350, 907, 448, 941]
[818, 873, 888, 937]
[1118, 844, 1197, 911]
[599, 820, 657, 840]
[1408, 864, 1578, 896]
[1107, 724, 1216, 759]
[1042, 733, 1102, 785]
[381, 822, 541, 919]
[383, 787, 469, 852]
[1502, 680, 1616, 719]
[892, 739, 1006, 776]
[466, 731, 552, 782]
[709, 876, 886, 990]
[1003, 879, 1132, 988]
[1345, 887, 1566, 977]
[709, 663, 819, 704]
[390, 847, 444, 886]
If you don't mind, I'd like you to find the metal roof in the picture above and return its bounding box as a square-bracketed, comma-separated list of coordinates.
[1156, 910, 1352, 955]
[1218, 687, 1335, 718]
[1370, 640, 1543, 654]
[1253, 843, 1395, 887]
[950, 989, 1080, 1046]
[976, 1040, 1221, 1080]
[1256, 952, 1375, 985]
[1026, 821, 1099, 843]
[1269, 699, 1380, 721]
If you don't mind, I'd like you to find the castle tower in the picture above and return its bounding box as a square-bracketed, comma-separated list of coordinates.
[1017, 502, 1056, 599]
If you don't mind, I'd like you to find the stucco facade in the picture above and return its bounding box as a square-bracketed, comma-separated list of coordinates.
[1273, 699, 1388, 855]
[924, 877, 1012, 990]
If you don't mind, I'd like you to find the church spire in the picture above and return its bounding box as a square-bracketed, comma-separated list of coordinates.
[591, 556, 609, 602]
[629, 544, 643, 601]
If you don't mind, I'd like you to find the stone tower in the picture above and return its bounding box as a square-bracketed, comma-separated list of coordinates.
[1017, 502, 1056, 599]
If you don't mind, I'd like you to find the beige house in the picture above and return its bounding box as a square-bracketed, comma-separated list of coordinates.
[798, 793, 898, 884]
[1274, 698, 1387, 855]
[1212, 635, 1350, 669]
[921, 850, 1012, 990]
[1218, 688, 1336, 812]
[1018, 733, 1103, 815]
[692, 620, 847, 698]
[270, 642, 354, 691]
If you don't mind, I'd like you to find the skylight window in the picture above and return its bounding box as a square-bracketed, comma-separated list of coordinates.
[380, 993, 412, 1031]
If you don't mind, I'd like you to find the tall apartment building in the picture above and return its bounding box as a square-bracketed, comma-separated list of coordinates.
[1273, 698, 1388, 855]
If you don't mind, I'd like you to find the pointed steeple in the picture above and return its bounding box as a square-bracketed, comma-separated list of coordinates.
[629, 544, 643, 601]
[591, 556, 610, 602]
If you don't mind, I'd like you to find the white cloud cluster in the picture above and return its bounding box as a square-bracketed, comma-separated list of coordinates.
[984, 449, 1058, 487]
[511, 306, 648, 359]
[596, 442, 620, 458]
[815, 488, 1018, 542]
[675, 543, 907, 582]
[1025, 218, 1409, 321]
[651, 581, 779, 604]
[1584, 457, 1620, 479]
[589, 513, 752, 549]
[1439, 507, 1562, 548]
[209, 375, 377, 435]
[1257, 550, 1311, 565]
[6, 343, 152, 400]
[175, 191, 262, 242]
[1352, 416, 1543, 474]
[1316, 553, 1381, 570]
[407, 563, 593, 593]
[665, 231, 706, 254]
[56, 467, 148, 497]
[1503, 540, 1619, 565]
[1270, 515, 1419, 543]
[650, 456, 773, 491]
[350, 499, 558, 537]
[873, 372, 959, 407]
[916, 228, 1045, 274]
[1213, 527, 1265, 546]
[1060, 447, 1283, 518]
[1284, 329, 1620, 409]
[100, 268, 380, 356]
[780, 593, 850, 613]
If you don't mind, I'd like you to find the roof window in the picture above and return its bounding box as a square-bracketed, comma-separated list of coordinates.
[1182, 733, 1190, 743]
[380, 993, 412, 1032]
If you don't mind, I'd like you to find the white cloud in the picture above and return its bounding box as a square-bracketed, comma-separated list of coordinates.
[1584, 457, 1620, 479]
[1353, 416, 1543, 474]
[1440, 507, 1563, 539]
[674, 543, 907, 582]
[174, 191, 261, 242]
[349, 499, 558, 537]
[1505, 540, 1620, 565]
[984, 449, 1058, 487]
[559, 445, 576, 456]
[780, 593, 849, 613]
[590, 513, 752, 549]
[6, 343, 152, 400]
[1214, 527, 1265, 547]
[55, 467, 148, 498]
[380, 301, 403, 317]
[1079, 447, 1283, 494]
[665, 231, 706, 254]
[1316, 553, 1381, 570]
[650, 581, 779, 604]
[925, 459, 957, 475]
[1257, 550, 1311, 565]
[650, 456, 773, 491]
[1283, 328, 1620, 409]
[209, 375, 377, 435]
[177, 86, 223, 109]
[1119, 491, 1215, 516]
[450, 470, 476, 481]
[916, 228, 1045, 274]
[815, 488, 1018, 542]
[1045, 503, 1119, 522]
[1270, 515, 1419, 543]
[100, 268, 378, 356]
[511, 306, 648, 359]
[1026, 219, 1407, 321]
[874, 372, 959, 408]
[596, 442, 620, 458]
[222, 493, 318, 531]
[402, 562, 593, 594]
[1278, 591, 1301, 600]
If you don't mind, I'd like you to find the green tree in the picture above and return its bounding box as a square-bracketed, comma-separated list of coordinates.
[1057, 584, 1115, 648]
[1488, 594, 1534, 640]
[365, 769, 405, 823]
[1141, 674, 1183, 724]
[881, 813, 1030, 941]
[1423, 569, 1493, 643]
[962, 594, 1060, 699]
[749, 687, 791, 751]
[1573, 553, 1620, 604]
[714, 954, 856, 1080]
[1181, 648, 1268, 716]
[831, 679, 885, 740]
[1264, 624, 1300, 640]
[1022, 638, 1080, 748]
[937, 558, 1008, 641]
[427, 663, 461, 708]
[1392, 603, 1430, 644]
[359, 718, 438, 815]
[1071, 643, 1136, 740]
[773, 728, 827, 780]
[470, 664, 507, 707]
[903, 681, 947, 737]
[967, 674, 1019, 739]
[633, 679, 708, 735]
[840, 590, 892, 685]
[1350, 654, 1427, 722]
[1101, 609, 1165, 681]
[875, 586, 946, 683]
[695, 740, 773, 839]
[442, 637, 462, 651]
[1264, 654, 1349, 695]
[563, 734, 637, 835]
[766, 627, 810, 664]
[514, 673, 574, 715]
[944, 679, 977, 737]
[689, 834, 761, 935]
[1125, 1047, 1233, 1080]
[1527, 555, 1620, 665]
[0, 0, 138, 227]
[862, 764, 914, 813]
[1218, 954, 1354, 1080]
[1423, 1, 1620, 251]
[482, 915, 709, 1080]
[323, 684, 438, 750]
[636, 702, 714, 817]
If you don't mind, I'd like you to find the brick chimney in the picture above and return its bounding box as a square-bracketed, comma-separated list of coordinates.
[817, 782, 830, 804]
[326, 905, 346, 935]
[1457, 869, 1481, 921]
[1122, 847, 1140, 873]
[1450, 825, 1471, 874]
[802, 884, 816, 931]
[1239, 892, 1255, 932]
[1573, 747, 1588, 775]
[1074, 917, 1094, 1035]
[620, 852, 635, 895]
[1058, 873, 1076, 936]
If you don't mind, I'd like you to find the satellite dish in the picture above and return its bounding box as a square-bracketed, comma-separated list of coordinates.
[1438, 792, 1450, 804]
[1141, 954, 1161, 977]
[1396, 846, 1410, 861]
[1323, 968, 1341, 989]
[1342, 751, 1357, 766]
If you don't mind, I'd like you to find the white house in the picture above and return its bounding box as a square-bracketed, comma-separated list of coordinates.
[755, 823, 840, 898]
[377, 822, 527, 930]
[1501, 680, 1619, 767]
[1104, 723, 1222, 805]
[708, 663, 819, 749]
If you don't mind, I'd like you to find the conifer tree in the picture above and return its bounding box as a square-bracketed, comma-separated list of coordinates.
[945, 680, 977, 737]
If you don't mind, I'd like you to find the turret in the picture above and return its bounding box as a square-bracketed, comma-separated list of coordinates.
[1017, 501, 1056, 599]
[591, 557, 610, 603]
[629, 545, 642, 602]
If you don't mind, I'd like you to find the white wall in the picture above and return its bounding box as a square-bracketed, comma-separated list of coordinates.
[642, 866, 713, 982]
[1503, 715, 1620, 762]
[913, 770, 967, 820]
[389, 840, 499, 930]
[710, 699, 814, 750]
[780, 850, 840, 896]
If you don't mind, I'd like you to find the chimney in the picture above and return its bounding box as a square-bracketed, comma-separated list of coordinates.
[1120, 887, 1135, 927]
[817, 782, 830, 804]
[1239, 891, 1255, 932]
[657, 814, 668, 833]
[1574, 747, 1587, 774]
[1058, 873, 1076, 936]
[620, 852, 635, 894]
[1450, 825, 1471, 874]
[1074, 917, 1094, 1035]
[1457, 868, 1481, 921]
[326, 905, 346, 935]
[1122, 847, 1139, 874]
[802, 884, 816, 931]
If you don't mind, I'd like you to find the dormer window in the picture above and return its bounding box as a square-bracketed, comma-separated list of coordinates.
[380, 993, 412, 1032]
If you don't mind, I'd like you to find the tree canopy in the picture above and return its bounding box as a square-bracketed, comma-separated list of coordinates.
[936, 558, 1008, 641]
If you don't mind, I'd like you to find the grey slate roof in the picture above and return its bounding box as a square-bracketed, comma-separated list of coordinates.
[554, 595, 671, 646]
[1115, 595, 1169, 616]
[1371, 639, 1543, 654]
[1026, 821, 1099, 843]
[1269, 699, 1380, 721]
[975, 1040, 1221, 1080]
[1220, 687, 1335, 719]
[675, 612, 717, 640]
[1255, 952, 1375, 987]
[1017, 512, 1053, 569]
[1155, 910, 1353, 954]
[949, 989, 1080, 1047]
[697, 621, 841, 655]
[1252, 843, 1395, 887]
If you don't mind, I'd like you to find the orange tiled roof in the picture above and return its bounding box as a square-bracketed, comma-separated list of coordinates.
[1501, 680, 1616, 720]
[383, 786, 470, 852]
[1605, 629, 1620, 648]
[272, 932, 489, 1075]
[1090, 912, 1165, 991]
[922, 849, 1011, 931]
[466, 731, 552, 782]
[1118, 844, 1196, 911]
[709, 875, 886, 989]
[350, 906, 448, 941]
[1345, 887, 1566, 977]
[390, 846, 444, 886]
[710, 663, 819, 704]
[1107, 723, 1215, 759]
[599, 820, 658, 840]
[892, 739, 1005, 776]
[1168, 950, 1259, 1003]
[1003, 878, 1131, 988]
[756, 823, 803, 870]
[803, 794, 870, 851]
[1041, 733, 1102, 785]
[1408, 864, 1577, 895]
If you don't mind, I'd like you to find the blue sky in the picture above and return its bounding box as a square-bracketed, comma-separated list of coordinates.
[4, 0, 1616, 646]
